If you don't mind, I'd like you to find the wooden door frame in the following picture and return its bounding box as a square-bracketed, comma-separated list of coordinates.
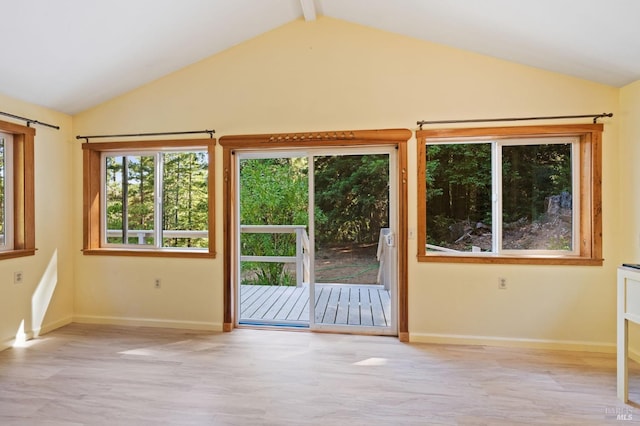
[220, 129, 411, 341]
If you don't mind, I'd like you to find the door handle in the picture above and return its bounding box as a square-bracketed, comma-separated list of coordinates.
[386, 232, 395, 247]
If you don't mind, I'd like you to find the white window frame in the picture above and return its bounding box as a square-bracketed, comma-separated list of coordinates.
[425, 136, 580, 256]
[495, 136, 580, 256]
[100, 148, 208, 251]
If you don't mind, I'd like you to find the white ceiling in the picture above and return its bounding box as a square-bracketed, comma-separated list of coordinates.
[2, 0, 639, 115]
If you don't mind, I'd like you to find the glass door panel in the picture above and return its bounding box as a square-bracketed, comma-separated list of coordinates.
[237, 155, 310, 326]
[311, 151, 395, 333]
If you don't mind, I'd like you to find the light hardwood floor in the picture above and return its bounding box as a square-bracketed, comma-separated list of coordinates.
[0, 324, 638, 425]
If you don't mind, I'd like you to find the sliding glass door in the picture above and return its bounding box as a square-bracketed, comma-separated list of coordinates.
[236, 147, 397, 335]
[309, 149, 396, 334]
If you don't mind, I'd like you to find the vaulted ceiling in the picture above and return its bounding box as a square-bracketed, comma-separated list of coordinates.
[2, 0, 639, 115]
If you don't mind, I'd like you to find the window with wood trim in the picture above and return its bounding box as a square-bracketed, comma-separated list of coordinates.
[416, 124, 603, 265]
[82, 139, 215, 258]
[0, 120, 35, 260]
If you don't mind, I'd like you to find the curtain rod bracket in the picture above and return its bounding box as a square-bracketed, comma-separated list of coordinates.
[76, 129, 216, 143]
[417, 112, 613, 128]
[0, 111, 60, 130]
[594, 113, 613, 123]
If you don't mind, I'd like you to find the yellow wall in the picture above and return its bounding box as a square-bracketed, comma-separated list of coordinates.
[71, 17, 622, 348]
[0, 94, 75, 350]
[620, 81, 640, 261]
[619, 80, 640, 351]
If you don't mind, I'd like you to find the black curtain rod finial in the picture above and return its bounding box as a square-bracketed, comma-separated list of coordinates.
[594, 113, 613, 123]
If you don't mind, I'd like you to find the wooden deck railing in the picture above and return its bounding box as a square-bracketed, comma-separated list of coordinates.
[240, 225, 310, 288]
[241, 226, 393, 289]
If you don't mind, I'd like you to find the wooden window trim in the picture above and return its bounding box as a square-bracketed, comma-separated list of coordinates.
[219, 128, 412, 341]
[416, 123, 603, 266]
[82, 138, 216, 258]
[0, 119, 35, 260]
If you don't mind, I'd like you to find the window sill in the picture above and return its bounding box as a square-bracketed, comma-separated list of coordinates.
[0, 249, 37, 260]
[417, 254, 603, 266]
[82, 248, 216, 259]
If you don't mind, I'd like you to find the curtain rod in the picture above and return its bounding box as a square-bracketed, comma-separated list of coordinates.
[76, 129, 215, 143]
[417, 113, 613, 130]
[0, 110, 60, 130]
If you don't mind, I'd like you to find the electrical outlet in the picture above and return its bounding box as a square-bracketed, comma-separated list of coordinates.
[498, 277, 507, 290]
[14, 271, 24, 284]
[154, 278, 161, 289]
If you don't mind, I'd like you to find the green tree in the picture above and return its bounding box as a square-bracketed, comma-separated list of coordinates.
[240, 157, 311, 285]
[105, 152, 208, 247]
[0, 139, 5, 240]
[314, 155, 389, 244]
[502, 144, 571, 222]
[426, 143, 492, 244]
[425, 142, 572, 248]
[162, 152, 208, 247]
[126, 155, 155, 243]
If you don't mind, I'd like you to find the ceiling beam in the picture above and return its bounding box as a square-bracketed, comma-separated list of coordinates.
[300, 0, 316, 21]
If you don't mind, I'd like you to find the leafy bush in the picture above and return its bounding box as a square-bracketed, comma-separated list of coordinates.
[239, 158, 309, 286]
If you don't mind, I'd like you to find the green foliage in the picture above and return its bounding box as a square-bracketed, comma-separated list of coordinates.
[0, 138, 5, 237]
[425, 141, 573, 250]
[502, 144, 571, 223]
[314, 155, 388, 244]
[547, 235, 571, 251]
[105, 155, 155, 244]
[240, 158, 309, 227]
[426, 143, 492, 243]
[239, 158, 310, 286]
[105, 151, 209, 247]
[425, 144, 443, 201]
[426, 214, 456, 247]
[102, 150, 392, 283]
[162, 152, 208, 248]
[242, 262, 295, 286]
[239, 155, 391, 285]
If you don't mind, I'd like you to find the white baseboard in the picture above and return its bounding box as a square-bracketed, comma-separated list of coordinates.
[0, 337, 13, 352]
[0, 316, 73, 352]
[0, 330, 34, 351]
[73, 314, 222, 331]
[33, 316, 73, 337]
[409, 332, 615, 353]
[628, 348, 640, 363]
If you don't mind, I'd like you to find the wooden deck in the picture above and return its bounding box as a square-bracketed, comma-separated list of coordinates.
[240, 284, 391, 327]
